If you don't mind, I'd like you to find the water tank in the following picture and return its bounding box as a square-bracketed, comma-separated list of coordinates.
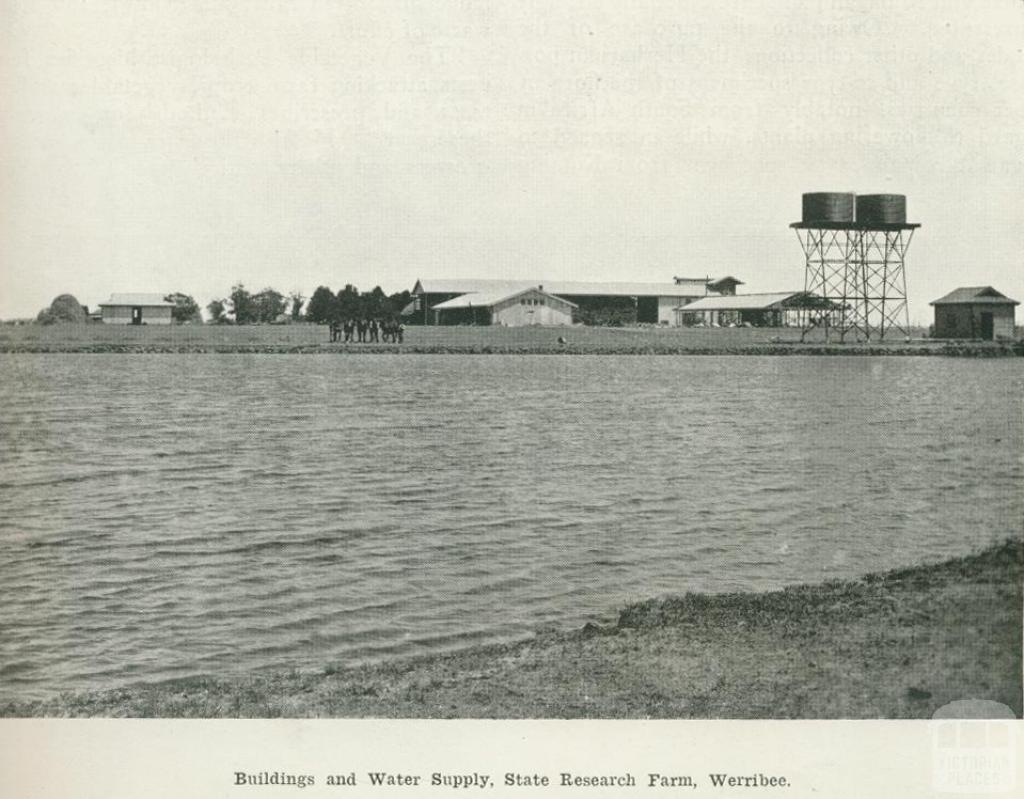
[855, 194, 907, 225]
[801, 192, 855, 224]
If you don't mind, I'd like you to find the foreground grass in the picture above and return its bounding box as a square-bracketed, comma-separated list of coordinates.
[1, 322, 1020, 355]
[5, 539, 1020, 719]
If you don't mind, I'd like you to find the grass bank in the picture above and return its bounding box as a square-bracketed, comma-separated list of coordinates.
[1, 323, 1021, 355]
[6, 539, 1020, 719]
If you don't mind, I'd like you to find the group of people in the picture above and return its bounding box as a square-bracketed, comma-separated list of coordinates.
[329, 318, 405, 343]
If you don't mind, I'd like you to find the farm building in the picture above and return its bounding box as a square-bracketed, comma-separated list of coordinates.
[674, 292, 838, 327]
[930, 287, 1018, 340]
[98, 294, 174, 325]
[431, 286, 576, 326]
[411, 276, 742, 326]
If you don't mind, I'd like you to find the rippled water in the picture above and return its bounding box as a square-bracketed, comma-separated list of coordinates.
[1, 354, 1021, 703]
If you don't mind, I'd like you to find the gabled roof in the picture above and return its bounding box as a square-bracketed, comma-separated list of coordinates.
[413, 278, 730, 298]
[675, 275, 745, 288]
[930, 286, 1019, 306]
[708, 276, 745, 288]
[99, 293, 175, 307]
[675, 292, 837, 312]
[414, 279, 530, 296]
[431, 286, 577, 310]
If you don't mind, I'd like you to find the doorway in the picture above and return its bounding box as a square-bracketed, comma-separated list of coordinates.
[979, 312, 994, 340]
[131, 306, 142, 325]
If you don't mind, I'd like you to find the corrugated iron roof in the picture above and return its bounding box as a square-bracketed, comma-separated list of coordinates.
[99, 293, 175, 307]
[414, 278, 724, 298]
[929, 286, 1019, 306]
[675, 292, 824, 312]
[676, 275, 745, 287]
[431, 286, 577, 310]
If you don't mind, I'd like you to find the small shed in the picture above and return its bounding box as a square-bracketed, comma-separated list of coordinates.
[98, 294, 174, 325]
[431, 286, 576, 326]
[930, 287, 1018, 340]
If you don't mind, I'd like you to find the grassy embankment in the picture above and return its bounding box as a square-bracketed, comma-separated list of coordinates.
[6, 538, 1020, 719]
[0, 322, 1021, 355]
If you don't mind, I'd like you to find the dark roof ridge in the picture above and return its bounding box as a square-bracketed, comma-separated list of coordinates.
[930, 286, 1019, 306]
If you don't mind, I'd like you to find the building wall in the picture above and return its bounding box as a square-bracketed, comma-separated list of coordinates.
[417, 293, 462, 324]
[934, 305, 1016, 339]
[559, 295, 635, 326]
[994, 310, 1017, 339]
[493, 292, 573, 326]
[425, 290, 720, 326]
[674, 308, 721, 326]
[661, 295, 702, 325]
[102, 305, 173, 325]
[433, 307, 490, 325]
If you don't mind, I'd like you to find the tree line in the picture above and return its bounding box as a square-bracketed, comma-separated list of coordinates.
[206, 283, 412, 325]
[204, 285, 296, 325]
[35, 284, 414, 325]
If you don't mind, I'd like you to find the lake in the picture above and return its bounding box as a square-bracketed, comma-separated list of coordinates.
[0, 354, 1021, 703]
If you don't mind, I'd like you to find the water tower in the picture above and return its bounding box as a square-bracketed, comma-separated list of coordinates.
[792, 192, 920, 341]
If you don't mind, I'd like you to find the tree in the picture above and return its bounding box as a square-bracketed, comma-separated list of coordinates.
[206, 299, 228, 324]
[364, 285, 388, 318]
[37, 294, 86, 325]
[388, 289, 412, 319]
[252, 287, 287, 323]
[305, 285, 336, 324]
[289, 292, 305, 321]
[164, 293, 202, 324]
[336, 284, 360, 320]
[228, 283, 255, 324]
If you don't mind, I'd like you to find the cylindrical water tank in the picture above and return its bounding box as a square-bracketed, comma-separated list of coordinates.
[801, 192, 855, 224]
[798, 194, 856, 226]
[855, 194, 907, 225]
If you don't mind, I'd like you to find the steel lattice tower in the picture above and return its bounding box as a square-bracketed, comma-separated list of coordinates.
[792, 193, 919, 342]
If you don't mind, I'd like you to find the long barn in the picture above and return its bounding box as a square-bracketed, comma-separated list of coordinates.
[431, 286, 577, 327]
[410, 277, 742, 326]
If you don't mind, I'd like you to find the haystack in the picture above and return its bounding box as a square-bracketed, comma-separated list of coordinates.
[37, 294, 87, 324]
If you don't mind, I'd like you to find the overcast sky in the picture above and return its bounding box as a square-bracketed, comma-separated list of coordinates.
[2, 0, 1022, 322]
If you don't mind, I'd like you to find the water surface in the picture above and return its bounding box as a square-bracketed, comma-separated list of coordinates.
[1, 354, 1020, 702]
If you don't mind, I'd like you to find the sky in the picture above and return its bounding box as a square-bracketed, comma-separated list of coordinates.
[2, 0, 1023, 322]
